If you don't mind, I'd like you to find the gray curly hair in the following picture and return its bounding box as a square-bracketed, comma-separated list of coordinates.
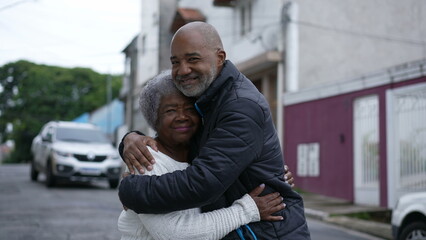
[139, 70, 181, 131]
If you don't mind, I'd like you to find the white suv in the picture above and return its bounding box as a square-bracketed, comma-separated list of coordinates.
[391, 192, 426, 240]
[31, 121, 122, 188]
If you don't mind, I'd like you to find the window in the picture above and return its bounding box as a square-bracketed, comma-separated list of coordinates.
[56, 127, 110, 143]
[141, 35, 147, 55]
[239, 0, 252, 36]
[297, 142, 320, 177]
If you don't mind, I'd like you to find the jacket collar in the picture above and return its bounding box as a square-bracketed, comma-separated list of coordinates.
[195, 60, 239, 116]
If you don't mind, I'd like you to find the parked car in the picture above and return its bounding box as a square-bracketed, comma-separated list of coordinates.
[31, 121, 122, 188]
[391, 191, 426, 240]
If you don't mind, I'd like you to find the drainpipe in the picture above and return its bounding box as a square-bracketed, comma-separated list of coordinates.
[277, 49, 284, 149]
[277, 1, 299, 150]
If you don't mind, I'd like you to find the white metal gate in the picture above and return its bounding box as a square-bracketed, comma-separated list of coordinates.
[353, 95, 380, 206]
[387, 83, 426, 208]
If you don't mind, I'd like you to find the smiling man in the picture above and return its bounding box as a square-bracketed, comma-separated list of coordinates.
[119, 22, 311, 239]
[170, 26, 221, 98]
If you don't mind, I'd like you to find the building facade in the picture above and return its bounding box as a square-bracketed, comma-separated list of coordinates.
[284, 60, 426, 208]
[120, 0, 426, 208]
[120, 0, 178, 137]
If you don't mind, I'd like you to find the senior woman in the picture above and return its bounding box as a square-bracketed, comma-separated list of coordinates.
[117, 70, 285, 240]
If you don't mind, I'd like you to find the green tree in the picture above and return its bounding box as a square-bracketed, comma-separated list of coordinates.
[0, 60, 122, 163]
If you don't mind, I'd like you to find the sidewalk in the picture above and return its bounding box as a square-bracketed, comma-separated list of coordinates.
[301, 192, 393, 240]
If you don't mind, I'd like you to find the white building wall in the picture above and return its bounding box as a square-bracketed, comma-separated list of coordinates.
[178, 0, 283, 65]
[158, 0, 178, 72]
[178, 0, 233, 51]
[135, 0, 425, 94]
[294, 0, 426, 89]
[172, 0, 426, 92]
[138, 0, 161, 87]
[130, 0, 162, 134]
[227, 0, 283, 63]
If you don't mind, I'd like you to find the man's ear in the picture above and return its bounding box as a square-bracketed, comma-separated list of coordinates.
[216, 49, 226, 66]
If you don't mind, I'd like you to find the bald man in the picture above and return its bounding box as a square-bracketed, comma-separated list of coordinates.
[119, 22, 311, 239]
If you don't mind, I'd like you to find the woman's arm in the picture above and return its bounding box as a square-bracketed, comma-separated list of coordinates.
[138, 184, 284, 240]
[140, 194, 257, 240]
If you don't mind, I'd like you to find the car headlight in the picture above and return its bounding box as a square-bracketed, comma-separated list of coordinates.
[54, 150, 72, 157]
[108, 153, 120, 160]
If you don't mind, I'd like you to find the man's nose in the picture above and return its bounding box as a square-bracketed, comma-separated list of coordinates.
[177, 62, 191, 76]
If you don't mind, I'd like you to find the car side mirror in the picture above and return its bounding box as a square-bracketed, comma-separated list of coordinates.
[42, 133, 52, 142]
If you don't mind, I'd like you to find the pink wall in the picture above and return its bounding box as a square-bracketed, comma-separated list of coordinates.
[283, 77, 425, 203]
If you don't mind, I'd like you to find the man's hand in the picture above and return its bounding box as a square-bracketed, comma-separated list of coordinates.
[249, 184, 285, 221]
[284, 165, 295, 188]
[122, 133, 158, 174]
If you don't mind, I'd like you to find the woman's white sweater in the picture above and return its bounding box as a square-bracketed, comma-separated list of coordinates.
[118, 147, 260, 240]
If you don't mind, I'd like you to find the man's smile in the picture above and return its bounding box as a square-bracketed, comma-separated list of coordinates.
[177, 74, 199, 86]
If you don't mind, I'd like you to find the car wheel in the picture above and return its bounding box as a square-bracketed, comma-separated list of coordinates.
[46, 161, 56, 188]
[30, 160, 39, 181]
[108, 179, 119, 189]
[399, 222, 426, 240]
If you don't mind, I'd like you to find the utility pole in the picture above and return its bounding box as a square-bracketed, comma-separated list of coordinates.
[284, 2, 299, 93]
[106, 74, 112, 139]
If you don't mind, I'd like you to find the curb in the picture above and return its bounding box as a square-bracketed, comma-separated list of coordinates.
[304, 208, 329, 220]
[304, 208, 393, 240]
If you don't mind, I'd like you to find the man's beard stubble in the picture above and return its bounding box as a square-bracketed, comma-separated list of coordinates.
[176, 65, 217, 98]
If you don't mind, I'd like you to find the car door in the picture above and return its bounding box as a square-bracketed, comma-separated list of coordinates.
[32, 125, 48, 165]
[38, 125, 54, 169]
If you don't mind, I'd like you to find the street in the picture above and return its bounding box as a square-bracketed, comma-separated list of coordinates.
[0, 164, 384, 240]
[307, 218, 385, 240]
[0, 164, 122, 240]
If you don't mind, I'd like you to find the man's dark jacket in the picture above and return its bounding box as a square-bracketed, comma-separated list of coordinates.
[119, 61, 311, 239]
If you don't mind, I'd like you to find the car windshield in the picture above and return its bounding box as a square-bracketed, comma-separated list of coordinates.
[55, 127, 110, 143]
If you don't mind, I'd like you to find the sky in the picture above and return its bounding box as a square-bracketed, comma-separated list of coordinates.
[0, 0, 140, 74]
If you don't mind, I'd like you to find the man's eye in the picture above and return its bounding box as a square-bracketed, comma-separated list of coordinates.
[188, 57, 200, 62]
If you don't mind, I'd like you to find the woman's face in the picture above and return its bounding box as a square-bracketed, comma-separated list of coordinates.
[156, 92, 200, 146]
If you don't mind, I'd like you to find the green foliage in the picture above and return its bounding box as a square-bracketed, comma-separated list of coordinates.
[341, 210, 392, 224]
[0, 60, 122, 163]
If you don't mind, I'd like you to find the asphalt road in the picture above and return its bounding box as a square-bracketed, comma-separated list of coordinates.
[0, 164, 384, 240]
[0, 164, 122, 240]
[307, 218, 385, 240]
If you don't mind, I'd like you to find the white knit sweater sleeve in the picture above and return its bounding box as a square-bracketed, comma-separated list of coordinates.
[140, 193, 260, 240]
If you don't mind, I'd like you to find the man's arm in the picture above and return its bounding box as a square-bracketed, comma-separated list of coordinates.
[119, 98, 265, 214]
[119, 133, 294, 185]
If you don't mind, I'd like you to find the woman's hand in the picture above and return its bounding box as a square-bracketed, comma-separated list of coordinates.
[249, 184, 286, 221]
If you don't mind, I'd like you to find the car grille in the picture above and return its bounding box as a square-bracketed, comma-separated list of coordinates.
[73, 154, 107, 162]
